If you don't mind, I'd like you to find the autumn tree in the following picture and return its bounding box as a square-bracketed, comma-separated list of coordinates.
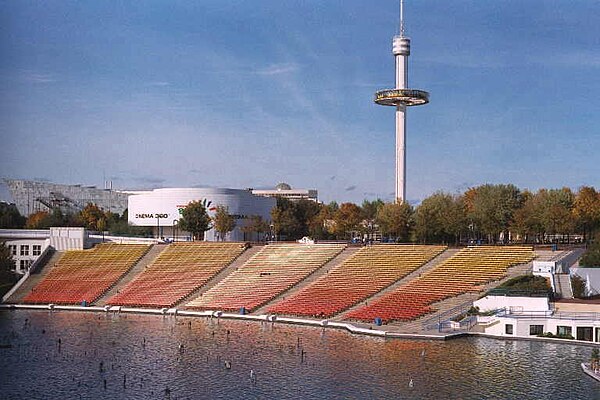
[376, 201, 414, 242]
[213, 205, 236, 241]
[333, 203, 363, 239]
[78, 203, 106, 231]
[573, 186, 600, 242]
[178, 201, 212, 240]
[26, 211, 51, 229]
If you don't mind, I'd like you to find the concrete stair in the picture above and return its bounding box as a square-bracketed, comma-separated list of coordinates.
[555, 273, 574, 299]
[181, 244, 264, 307]
[95, 244, 167, 306]
[5, 249, 63, 303]
[252, 246, 361, 314]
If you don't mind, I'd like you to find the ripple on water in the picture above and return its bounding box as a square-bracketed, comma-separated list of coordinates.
[0, 310, 598, 400]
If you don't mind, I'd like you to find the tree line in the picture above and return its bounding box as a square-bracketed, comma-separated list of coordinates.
[2, 183, 600, 245]
[262, 184, 600, 244]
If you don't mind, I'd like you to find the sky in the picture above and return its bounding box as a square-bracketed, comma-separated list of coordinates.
[1, 0, 599, 205]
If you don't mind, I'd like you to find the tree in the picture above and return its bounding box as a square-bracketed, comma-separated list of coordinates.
[0, 241, 17, 296]
[178, 201, 212, 240]
[0, 241, 15, 273]
[537, 188, 575, 242]
[333, 203, 363, 239]
[361, 199, 384, 240]
[415, 192, 465, 244]
[466, 184, 522, 243]
[271, 198, 302, 240]
[573, 186, 600, 242]
[0, 203, 26, 228]
[213, 205, 236, 241]
[26, 211, 51, 229]
[241, 215, 270, 242]
[78, 203, 106, 231]
[376, 202, 414, 242]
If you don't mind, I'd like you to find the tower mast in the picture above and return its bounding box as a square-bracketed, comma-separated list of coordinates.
[374, 0, 429, 203]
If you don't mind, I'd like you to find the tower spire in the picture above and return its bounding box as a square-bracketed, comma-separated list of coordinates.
[400, 0, 405, 36]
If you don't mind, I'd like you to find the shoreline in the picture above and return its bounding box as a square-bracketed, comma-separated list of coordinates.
[1, 303, 599, 348]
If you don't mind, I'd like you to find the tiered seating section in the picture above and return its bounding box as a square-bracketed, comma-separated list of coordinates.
[107, 242, 246, 308]
[23, 244, 149, 305]
[186, 243, 345, 312]
[266, 245, 446, 318]
[344, 246, 534, 323]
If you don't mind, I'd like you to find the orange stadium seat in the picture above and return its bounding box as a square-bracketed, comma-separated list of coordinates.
[344, 246, 534, 324]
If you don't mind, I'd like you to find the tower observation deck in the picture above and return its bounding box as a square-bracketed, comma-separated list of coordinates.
[374, 0, 429, 203]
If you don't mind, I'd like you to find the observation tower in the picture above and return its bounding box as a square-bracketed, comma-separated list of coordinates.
[374, 0, 429, 203]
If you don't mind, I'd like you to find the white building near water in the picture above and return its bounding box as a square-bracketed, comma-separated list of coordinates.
[474, 294, 600, 343]
[127, 188, 275, 241]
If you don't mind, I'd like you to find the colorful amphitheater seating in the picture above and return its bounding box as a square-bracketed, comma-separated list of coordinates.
[344, 246, 535, 323]
[107, 242, 247, 308]
[186, 243, 346, 312]
[23, 243, 149, 305]
[266, 245, 446, 318]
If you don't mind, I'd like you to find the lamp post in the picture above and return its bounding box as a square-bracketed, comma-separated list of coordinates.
[173, 219, 178, 242]
[156, 215, 161, 240]
[270, 223, 275, 243]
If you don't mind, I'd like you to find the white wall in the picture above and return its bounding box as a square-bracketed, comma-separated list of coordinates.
[483, 315, 600, 342]
[474, 295, 550, 313]
[128, 188, 275, 241]
[5, 238, 50, 274]
[49, 227, 87, 250]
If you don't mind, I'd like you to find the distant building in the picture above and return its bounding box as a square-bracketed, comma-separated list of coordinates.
[127, 187, 275, 241]
[4, 179, 130, 217]
[252, 183, 318, 202]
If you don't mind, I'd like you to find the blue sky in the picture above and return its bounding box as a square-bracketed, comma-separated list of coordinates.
[1, 1, 599, 205]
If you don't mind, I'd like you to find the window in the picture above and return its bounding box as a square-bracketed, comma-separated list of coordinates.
[9, 245, 17, 256]
[529, 325, 544, 336]
[556, 326, 572, 337]
[19, 260, 32, 270]
[577, 327, 593, 342]
[505, 324, 513, 335]
[33, 245, 42, 256]
[20, 245, 29, 256]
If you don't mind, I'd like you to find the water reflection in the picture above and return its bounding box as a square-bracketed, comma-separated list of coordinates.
[0, 310, 598, 399]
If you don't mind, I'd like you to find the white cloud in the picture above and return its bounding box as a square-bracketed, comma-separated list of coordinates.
[255, 63, 300, 76]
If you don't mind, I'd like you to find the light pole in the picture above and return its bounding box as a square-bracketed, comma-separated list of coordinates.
[270, 223, 275, 243]
[172, 219, 178, 242]
[156, 215, 161, 240]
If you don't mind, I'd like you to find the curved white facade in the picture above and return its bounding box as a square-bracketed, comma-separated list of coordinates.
[127, 188, 275, 241]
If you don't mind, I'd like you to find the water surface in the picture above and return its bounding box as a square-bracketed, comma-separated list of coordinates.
[0, 310, 598, 399]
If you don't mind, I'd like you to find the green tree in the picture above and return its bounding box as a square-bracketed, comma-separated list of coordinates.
[361, 199, 384, 240]
[178, 201, 212, 240]
[0, 203, 26, 228]
[0, 241, 17, 297]
[376, 201, 414, 242]
[415, 192, 466, 244]
[537, 188, 575, 242]
[466, 184, 522, 243]
[213, 205, 236, 241]
[241, 215, 270, 242]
